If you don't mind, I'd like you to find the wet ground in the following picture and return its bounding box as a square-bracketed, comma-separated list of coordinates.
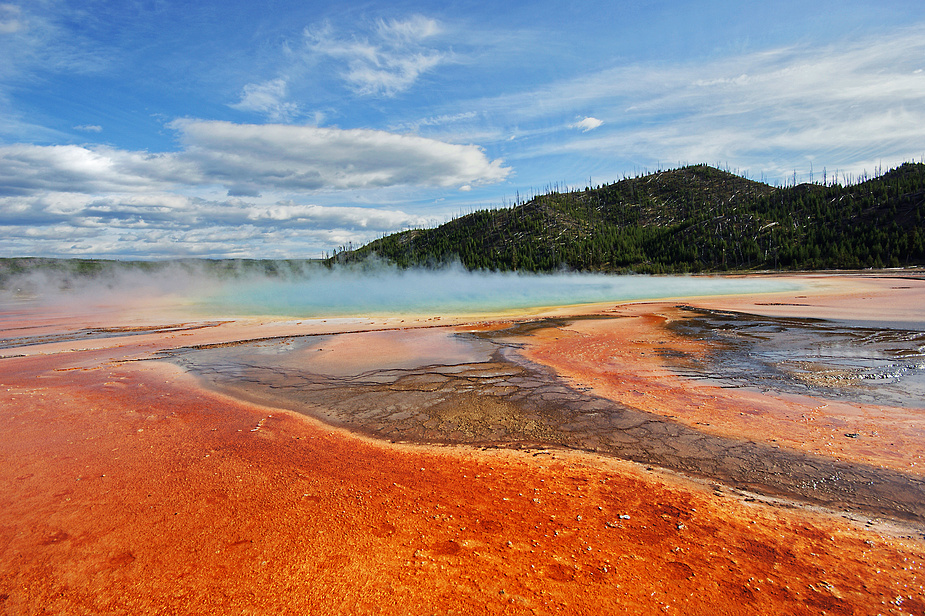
[666, 307, 925, 409]
[169, 313, 925, 529]
[0, 321, 225, 350]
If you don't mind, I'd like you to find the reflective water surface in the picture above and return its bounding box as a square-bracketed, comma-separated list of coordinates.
[666, 308, 925, 409]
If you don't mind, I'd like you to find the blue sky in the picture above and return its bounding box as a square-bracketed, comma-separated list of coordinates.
[1, 0, 923, 259]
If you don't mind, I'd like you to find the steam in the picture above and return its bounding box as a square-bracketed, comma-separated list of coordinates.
[0, 259, 801, 317]
[0, 260, 226, 314]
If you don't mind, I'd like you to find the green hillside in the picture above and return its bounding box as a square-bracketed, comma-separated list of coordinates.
[333, 163, 925, 273]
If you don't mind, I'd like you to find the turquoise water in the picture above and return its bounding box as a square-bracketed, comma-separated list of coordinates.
[197, 269, 803, 317]
[0, 263, 803, 317]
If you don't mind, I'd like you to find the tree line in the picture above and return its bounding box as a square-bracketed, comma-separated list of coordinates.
[334, 163, 925, 273]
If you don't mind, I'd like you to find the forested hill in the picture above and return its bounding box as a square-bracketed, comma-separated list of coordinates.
[332, 163, 925, 273]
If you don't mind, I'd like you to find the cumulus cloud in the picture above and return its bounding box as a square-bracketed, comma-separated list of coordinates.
[0, 118, 505, 257]
[0, 188, 430, 258]
[305, 15, 446, 96]
[1, 182, 427, 231]
[0, 144, 177, 196]
[0, 120, 509, 198]
[170, 119, 509, 191]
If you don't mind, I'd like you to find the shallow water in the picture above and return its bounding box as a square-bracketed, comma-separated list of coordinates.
[0, 268, 803, 317]
[194, 271, 802, 316]
[666, 308, 925, 409]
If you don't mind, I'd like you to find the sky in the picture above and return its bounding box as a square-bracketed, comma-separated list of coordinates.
[1, 0, 924, 260]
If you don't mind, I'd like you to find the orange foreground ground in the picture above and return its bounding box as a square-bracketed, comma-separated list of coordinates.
[1, 274, 924, 615]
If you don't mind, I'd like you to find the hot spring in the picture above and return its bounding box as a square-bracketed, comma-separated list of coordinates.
[1, 263, 805, 317]
[192, 268, 804, 317]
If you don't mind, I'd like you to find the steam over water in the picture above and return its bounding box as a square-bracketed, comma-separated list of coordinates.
[195, 268, 802, 316]
[1, 262, 801, 317]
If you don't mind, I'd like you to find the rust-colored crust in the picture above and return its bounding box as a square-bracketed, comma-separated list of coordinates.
[1, 273, 923, 614]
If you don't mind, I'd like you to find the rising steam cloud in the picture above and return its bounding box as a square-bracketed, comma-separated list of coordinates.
[0, 259, 801, 317]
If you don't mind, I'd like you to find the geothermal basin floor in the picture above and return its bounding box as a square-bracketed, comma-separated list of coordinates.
[1, 273, 924, 614]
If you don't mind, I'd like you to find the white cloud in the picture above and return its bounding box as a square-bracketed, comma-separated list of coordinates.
[0, 187, 430, 258]
[0, 144, 176, 196]
[169, 119, 509, 191]
[0, 120, 509, 198]
[73, 124, 102, 132]
[571, 116, 603, 132]
[485, 27, 925, 181]
[389, 111, 478, 133]
[305, 15, 446, 97]
[244, 203, 424, 229]
[0, 2, 109, 140]
[0, 119, 504, 257]
[230, 78, 301, 122]
[225, 15, 452, 123]
[377, 14, 441, 42]
[0, 2, 106, 78]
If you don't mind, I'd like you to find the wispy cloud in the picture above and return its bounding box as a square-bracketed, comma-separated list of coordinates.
[305, 15, 446, 97]
[229, 14, 448, 121]
[0, 3, 24, 34]
[493, 27, 925, 180]
[388, 111, 479, 134]
[571, 117, 603, 132]
[0, 1, 110, 140]
[0, 1, 108, 77]
[230, 78, 301, 122]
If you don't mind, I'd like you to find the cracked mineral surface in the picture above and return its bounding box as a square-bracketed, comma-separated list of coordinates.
[168, 312, 925, 525]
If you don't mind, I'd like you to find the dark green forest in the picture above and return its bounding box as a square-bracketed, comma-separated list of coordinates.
[332, 162, 925, 273]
